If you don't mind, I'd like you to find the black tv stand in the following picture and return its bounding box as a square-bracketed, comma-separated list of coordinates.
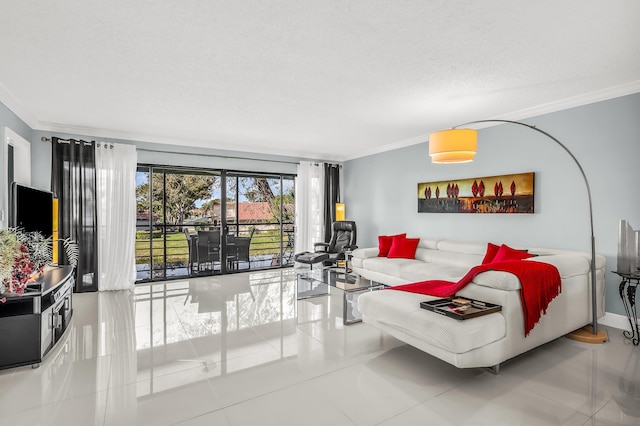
[0, 265, 74, 370]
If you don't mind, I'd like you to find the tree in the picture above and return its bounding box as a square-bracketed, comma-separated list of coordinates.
[271, 188, 295, 224]
[200, 199, 220, 222]
[166, 174, 216, 225]
[136, 173, 217, 229]
[238, 177, 275, 203]
[238, 177, 295, 223]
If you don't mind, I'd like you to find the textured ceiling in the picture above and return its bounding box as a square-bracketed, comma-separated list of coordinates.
[1, 1, 639, 161]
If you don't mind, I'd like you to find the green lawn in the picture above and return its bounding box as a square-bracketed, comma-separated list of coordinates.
[135, 231, 188, 264]
[250, 230, 293, 255]
[135, 229, 293, 264]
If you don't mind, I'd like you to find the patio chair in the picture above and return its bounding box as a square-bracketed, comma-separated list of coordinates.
[197, 230, 221, 272]
[227, 228, 254, 270]
[184, 228, 198, 275]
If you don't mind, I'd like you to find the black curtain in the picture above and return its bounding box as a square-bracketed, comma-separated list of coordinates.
[51, 138, 98, 292]
[323, 163, 340, 242]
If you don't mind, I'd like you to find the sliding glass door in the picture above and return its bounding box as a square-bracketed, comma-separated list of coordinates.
[135, 165, 295, 282]
[224, 173, 295, 271]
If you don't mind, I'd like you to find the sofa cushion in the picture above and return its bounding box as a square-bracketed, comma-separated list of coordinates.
[471, 270, 523, 291]
[417, 239, 440, 250]
[528, 255, 592, 279]
[359, 290, 506, 353]
[388, 237, 420, 259]
[360, 256, 469, 284]
[470, 256, 592, 291]
[397, 261, 468, 283]
[436, 240, 487, 256]
[378, 233, 406, 257]
[416, 249, 481, 269]
[361, 257, 419, 279]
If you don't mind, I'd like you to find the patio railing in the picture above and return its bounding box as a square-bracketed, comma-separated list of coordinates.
[135, 223, 294, 282]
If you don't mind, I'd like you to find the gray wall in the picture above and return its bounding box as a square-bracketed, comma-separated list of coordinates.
[0, 102, 32, 142]
[344, 92, 640, 316]
[28, 131, 313, 192]
[0, 102, 33, 226]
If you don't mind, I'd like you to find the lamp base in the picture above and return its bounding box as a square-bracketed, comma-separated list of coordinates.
[565, 325, 608, 344]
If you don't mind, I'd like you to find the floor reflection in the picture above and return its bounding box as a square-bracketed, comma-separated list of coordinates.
[612, 347, 640, 418]
[132, 270, 299, 397]
[4, 268, 639, 425]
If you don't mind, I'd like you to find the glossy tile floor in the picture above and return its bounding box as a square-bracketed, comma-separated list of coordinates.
[1, 269, 639, 425]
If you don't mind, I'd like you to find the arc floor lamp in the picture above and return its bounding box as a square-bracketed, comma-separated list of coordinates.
[429, 120, 607, 343]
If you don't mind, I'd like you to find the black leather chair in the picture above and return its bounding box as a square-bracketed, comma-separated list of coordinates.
[314, 221, 357, 267]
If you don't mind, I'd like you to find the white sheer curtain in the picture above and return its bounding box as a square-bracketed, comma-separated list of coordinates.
[294, 161, 324, 253]
[95, 142, 137, 291]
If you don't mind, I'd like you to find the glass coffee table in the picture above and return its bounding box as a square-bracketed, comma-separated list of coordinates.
[296, 268, 388, 325]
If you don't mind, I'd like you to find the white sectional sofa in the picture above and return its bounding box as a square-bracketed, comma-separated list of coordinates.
[352, 239, 605, 370]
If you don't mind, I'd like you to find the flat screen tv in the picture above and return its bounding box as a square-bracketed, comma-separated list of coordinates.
[10, 183, 53, 238]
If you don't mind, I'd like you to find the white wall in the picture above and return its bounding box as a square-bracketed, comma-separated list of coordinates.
[344, 93, 640, 316]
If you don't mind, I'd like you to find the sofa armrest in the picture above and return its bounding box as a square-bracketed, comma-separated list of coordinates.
[352, 247, 379, 260]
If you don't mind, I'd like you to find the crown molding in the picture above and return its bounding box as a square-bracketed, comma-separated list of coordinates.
[344, 81, 640, 162]
[342, 133, 428, 161]
[36, 121, 337, 163]
[0, 82, 40, 129]
[492, 80, 640, 122]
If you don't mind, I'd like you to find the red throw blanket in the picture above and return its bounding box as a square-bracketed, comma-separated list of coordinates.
[389, 260, 561, 336]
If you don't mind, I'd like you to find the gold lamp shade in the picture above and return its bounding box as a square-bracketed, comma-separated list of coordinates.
[335, 203, 345, 221]
[429, 129, 478, 163]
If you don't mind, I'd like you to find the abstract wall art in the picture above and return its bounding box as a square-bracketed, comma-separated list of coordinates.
[417, 172, 534, 214]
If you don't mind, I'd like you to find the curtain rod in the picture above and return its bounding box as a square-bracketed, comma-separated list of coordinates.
[42, 137, 92, 142]
[42, 136, 301, 165]
[310, 162, 342, 168]
[42, 136, 94, 146]
[40, 137, 342, 166]
[137, 147, 302, 165]
[42, 137, 124, 149]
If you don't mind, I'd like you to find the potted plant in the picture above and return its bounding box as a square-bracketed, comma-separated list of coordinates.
[0, 227, 79, 301]
[0, 228, 52, 298]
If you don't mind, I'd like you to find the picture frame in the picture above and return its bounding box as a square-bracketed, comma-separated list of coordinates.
[417, 172, 534, 214]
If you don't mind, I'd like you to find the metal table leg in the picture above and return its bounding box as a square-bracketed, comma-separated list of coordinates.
[618, 277, 639, 345]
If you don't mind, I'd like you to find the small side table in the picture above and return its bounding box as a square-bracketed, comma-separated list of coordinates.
[614, 271, 640, 346]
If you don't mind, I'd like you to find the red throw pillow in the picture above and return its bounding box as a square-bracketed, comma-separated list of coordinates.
[481, 242, 500, 264]
[387, 237, 420, 259]
[491, 244, 533, 263]
[378, 233, 407, 257]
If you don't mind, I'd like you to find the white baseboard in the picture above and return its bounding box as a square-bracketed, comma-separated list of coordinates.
[599, 311, 639, 331]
